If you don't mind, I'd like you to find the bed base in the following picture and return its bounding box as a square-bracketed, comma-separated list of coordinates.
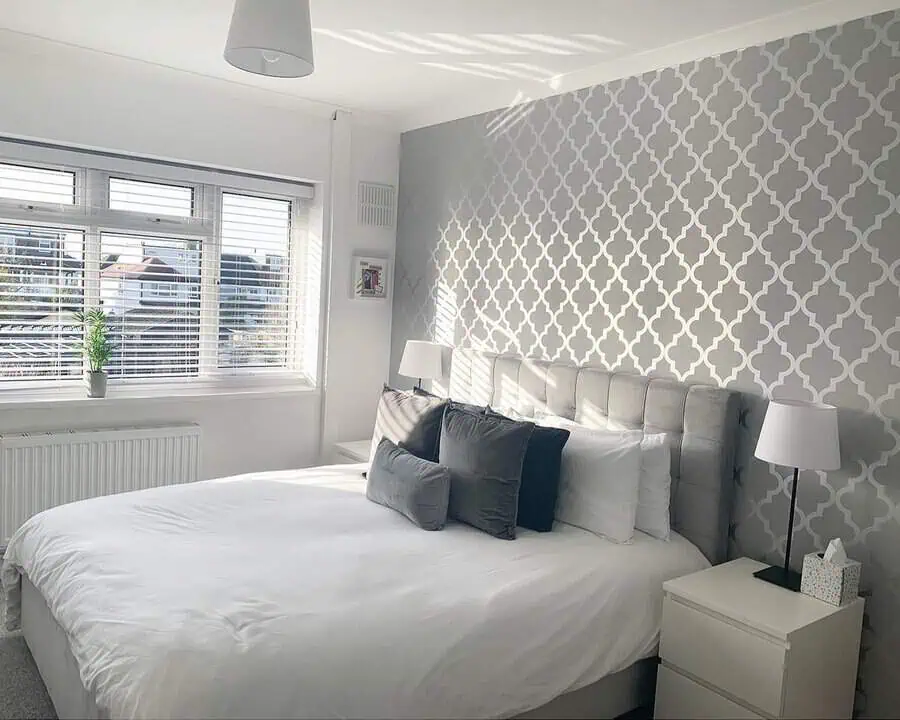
[22, 577, 105, 719]
[22, 575, 654, 720]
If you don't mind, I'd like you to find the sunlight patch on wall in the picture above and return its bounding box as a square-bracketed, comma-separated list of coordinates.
[313, 30, 625, 56]
[434, 281, 457, 347]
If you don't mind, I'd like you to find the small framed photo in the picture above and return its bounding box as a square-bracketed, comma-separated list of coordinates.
[352, 254, 390, 300]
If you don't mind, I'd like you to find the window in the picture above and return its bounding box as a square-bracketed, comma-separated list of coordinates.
[0, 223, 84, 381]
[0, 163, 76, 206]
[0, 143, 319, 390]
[219, 193, 292, 371]
[108, 177, 194, 217]
[100, 234, 200, 379]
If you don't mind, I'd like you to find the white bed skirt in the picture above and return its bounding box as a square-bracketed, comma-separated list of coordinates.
[22, 576, 104, 719]
[22, 574, 654, 720]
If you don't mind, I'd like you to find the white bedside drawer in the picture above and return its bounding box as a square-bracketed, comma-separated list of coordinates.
[660, 595, 785, 716]
[655, 665, 764, 720]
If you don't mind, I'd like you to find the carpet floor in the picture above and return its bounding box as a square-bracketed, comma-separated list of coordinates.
[0, 593, 57, 720]
[0, 635, 56, 719]
[0, 635, 56, 720]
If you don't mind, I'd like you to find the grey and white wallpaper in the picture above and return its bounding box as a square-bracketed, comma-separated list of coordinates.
[392, 10, 900, 717]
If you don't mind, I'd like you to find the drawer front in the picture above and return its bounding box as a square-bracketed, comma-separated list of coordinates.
[660, 596, 785, 716]
[655, 665, 764, 720]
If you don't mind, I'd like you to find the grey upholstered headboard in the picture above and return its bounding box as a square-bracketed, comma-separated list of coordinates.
[448, 348, 741, 564]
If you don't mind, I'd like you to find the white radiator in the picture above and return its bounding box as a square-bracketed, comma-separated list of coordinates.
[0, 425, 201, 543]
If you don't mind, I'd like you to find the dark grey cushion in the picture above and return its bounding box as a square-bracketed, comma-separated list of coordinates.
[439, 405, 534, 539]
[372, 385, 448, 463]
[367, 438, 451, 531]
[487, 407, 570, 532]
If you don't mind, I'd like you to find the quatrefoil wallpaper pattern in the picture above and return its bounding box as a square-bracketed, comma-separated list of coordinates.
[391, 10, 900, 716]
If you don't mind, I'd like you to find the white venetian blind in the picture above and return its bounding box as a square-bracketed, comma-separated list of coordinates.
[109, 177, 194, 217]
[218, 192, 293, 372]
[0, 222, 84, 381]
[100, 233, 200, 378]
[0, 163, 76, 205]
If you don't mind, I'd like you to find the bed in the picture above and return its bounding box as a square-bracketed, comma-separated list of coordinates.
[2, 349, 740, 719]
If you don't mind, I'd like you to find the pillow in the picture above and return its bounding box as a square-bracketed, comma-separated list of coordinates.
[487, 407, 569, 532]
[539, 416, 642, 543]
[413, 386, 486, 415]
[369, 385, 447, 465]
[541, 415, 672, 541]
[367, 438, 451, 531]
[633, 433, 672, 541]
[439, 405, 534, 539]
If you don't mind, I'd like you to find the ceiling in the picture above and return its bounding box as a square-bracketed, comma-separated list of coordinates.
[1, 0, 898, 130]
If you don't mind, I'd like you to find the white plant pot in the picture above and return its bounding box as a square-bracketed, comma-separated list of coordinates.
[86, 371, 107, 398]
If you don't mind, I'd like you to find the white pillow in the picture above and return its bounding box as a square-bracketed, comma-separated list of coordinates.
[633, 433, 672, 541]
[540, 416, 643, 543]
[540, 415, 672, 541]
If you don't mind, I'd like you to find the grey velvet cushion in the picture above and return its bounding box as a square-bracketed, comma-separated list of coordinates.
[367, 438, 451, 530]
[439, 404, 535, 539]
[369, 385, 448, 465]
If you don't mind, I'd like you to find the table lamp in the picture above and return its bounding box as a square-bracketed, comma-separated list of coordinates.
[753, 399, 841, 591]
[398, 340, 443, 390]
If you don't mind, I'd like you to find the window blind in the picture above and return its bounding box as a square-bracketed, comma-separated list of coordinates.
[100, 233, 200, 378]
[0, 163, 75, 205]
[108, 177, 194, 218]
[0, 222, 84, 381]
[0, 147, 317, 389]
[218, 193, 293, 372]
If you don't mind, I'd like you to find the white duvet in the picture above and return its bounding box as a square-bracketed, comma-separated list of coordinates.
[2, 464, 708, 719]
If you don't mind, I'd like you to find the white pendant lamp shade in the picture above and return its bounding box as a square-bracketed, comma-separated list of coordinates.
[398, 341, 444, 381]
[755, 399, 841, 471]
[224, 0, 315, 78]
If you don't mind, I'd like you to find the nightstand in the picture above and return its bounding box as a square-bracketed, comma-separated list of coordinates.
[333, 440, 370, 463]
[655, 557, 863, 720]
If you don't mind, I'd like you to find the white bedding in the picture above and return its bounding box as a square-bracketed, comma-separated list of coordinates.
[2, 463, 708, 719]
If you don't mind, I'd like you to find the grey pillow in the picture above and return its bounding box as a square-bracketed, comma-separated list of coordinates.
[371, 385, 448, 463]
[367, 438, 451, 531]
[439, 405, 534, 539]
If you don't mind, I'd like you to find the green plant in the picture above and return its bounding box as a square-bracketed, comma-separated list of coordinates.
[73, 308, 113, 373]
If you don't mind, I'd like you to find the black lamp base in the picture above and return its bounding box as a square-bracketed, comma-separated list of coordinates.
[753, 564, 802, 592]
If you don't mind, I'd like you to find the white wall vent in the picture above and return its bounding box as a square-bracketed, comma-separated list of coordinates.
[358, 181, 395, 228]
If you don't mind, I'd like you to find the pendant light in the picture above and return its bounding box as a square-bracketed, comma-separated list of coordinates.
[224, 0, 315, 78]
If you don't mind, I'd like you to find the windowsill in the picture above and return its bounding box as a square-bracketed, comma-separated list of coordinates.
[0, 379, 319, 409]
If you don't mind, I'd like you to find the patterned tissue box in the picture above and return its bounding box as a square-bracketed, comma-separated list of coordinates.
[800, 552, 861, 606]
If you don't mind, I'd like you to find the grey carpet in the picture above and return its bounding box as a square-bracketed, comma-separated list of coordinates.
[0, 635, 57, 719]
[0, 592, 57, 720]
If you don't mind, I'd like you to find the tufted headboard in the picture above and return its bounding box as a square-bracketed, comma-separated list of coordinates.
[448, 348, 741, 564]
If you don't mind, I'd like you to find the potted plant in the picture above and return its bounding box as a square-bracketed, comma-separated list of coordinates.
[74, 309, 113, 398]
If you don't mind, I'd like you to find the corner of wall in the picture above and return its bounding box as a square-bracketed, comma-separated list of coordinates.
[318, 112, 401, 460]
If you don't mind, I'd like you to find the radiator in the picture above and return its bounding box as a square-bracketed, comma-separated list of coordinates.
[0, 425, 201, 543]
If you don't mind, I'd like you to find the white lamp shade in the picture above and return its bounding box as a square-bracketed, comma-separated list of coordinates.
[224, 0, 315, 78]
[398, 341, 443, 381]
[755, 399, 841, 471]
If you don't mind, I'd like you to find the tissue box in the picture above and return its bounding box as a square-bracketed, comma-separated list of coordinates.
[800, 552, 861, 606]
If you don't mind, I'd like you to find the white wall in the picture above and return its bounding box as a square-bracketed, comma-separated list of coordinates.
[0, 29, 332, 181]
[0, 392, 319, 480]
[320, 115, 400, 449]
[0, 30, 399, 472]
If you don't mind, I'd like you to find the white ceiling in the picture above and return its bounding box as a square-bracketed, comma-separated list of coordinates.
[1, 0, 898, 130]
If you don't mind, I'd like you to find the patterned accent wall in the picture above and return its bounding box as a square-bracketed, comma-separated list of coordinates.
[392, 11, 900, 716]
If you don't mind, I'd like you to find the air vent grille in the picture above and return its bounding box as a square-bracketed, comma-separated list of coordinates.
[358, 181, 395, 228]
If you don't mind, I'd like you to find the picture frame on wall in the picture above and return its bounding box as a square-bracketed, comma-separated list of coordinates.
[351, 254, 390, 300]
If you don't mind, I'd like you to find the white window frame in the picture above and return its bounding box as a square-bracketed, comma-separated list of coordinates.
[0, 139, 319, 398]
